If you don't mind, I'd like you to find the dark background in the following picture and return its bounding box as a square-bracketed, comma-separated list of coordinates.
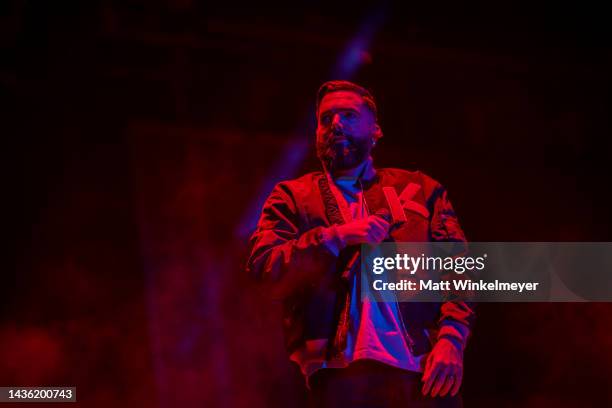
[2, 1, 612, 406]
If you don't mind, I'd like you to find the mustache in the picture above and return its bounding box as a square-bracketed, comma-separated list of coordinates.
[316, 132, 370, 172]
[318, 132, 357, 158]
[325, 130, 354, 144]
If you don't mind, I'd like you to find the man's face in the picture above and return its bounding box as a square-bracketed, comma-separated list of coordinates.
[316, 90, 380, 173]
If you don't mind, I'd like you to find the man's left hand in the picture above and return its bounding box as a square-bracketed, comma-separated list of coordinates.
[421, 338, 463, 398]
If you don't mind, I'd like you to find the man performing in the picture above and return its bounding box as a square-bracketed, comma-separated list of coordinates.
[246, 80, 474, 407]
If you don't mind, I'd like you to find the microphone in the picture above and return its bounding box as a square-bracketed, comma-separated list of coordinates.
[341, 208, 394, 280]
[376, 207, 407, 235]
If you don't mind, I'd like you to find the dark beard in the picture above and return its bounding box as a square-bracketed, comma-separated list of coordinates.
[316, 134, 371, 173]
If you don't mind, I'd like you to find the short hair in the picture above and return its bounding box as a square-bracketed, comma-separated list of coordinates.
[316, 80, 378, 119]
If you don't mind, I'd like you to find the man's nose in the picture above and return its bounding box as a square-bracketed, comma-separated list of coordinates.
[331, 113, 343, 129]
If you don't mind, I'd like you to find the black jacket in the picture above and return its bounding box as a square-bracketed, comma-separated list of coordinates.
[246, 168, 474, 356]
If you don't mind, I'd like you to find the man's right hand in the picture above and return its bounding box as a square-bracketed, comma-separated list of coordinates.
[335, 215, 391, 248]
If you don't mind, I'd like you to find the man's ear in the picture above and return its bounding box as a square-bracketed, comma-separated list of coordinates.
[372, 123, 383, 141]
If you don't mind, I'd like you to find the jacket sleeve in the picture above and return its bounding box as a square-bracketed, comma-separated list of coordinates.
[430, 184, 476, 351]
[246, 182, 341, 300]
